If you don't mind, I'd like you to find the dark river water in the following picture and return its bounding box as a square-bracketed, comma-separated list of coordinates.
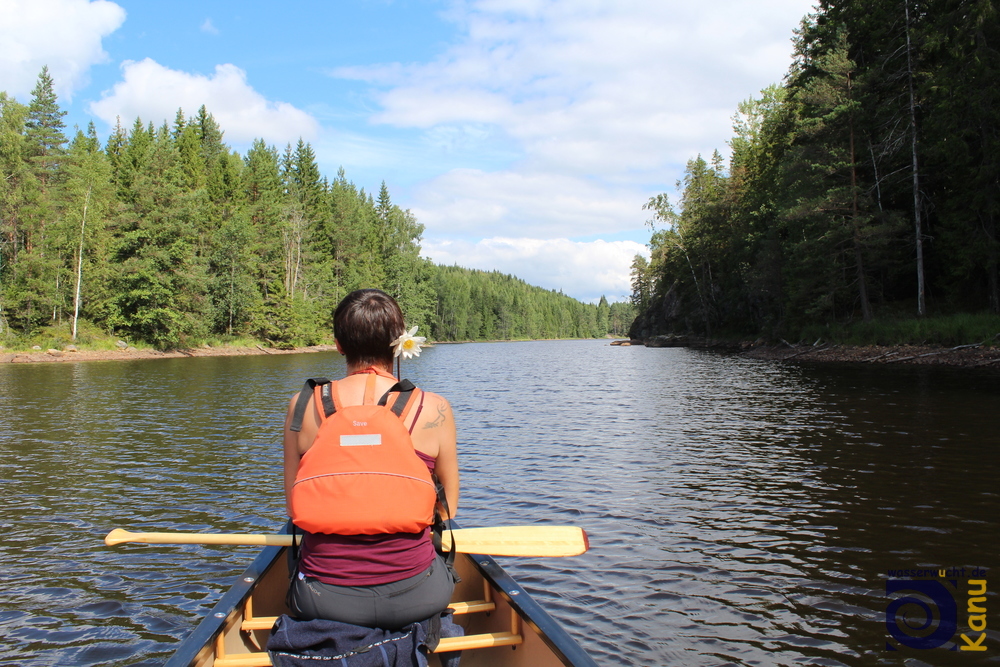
[1, 340, 998, 666]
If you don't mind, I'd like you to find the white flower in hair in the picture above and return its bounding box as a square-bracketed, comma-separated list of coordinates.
[391, 326, 426, 359]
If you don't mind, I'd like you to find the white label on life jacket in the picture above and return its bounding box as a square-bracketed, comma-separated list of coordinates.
[340, 434, 382, 446]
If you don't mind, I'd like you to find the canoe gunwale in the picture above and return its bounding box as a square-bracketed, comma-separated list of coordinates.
[462, 551, 598, 667]
[162, 530, 288, 667]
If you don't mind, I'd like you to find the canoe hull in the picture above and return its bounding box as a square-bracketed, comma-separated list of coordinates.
[165, 532, 595, 667]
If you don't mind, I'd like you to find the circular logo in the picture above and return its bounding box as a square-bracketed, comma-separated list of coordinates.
[885, 579, 958, 650]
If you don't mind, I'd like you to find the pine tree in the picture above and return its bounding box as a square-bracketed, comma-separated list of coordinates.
[782, 27, 876, 323]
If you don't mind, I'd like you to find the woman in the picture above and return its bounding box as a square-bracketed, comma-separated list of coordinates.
[282, 289, 459, 630]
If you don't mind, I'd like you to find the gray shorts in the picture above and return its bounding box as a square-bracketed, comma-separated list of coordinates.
[289, 555, 456, 630]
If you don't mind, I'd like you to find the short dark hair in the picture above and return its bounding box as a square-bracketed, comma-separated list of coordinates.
[333, 289, 405, 369]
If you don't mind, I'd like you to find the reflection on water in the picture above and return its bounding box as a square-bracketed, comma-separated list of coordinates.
[1, 342, 998, 665]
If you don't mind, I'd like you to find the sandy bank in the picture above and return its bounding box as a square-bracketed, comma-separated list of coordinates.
[8, 339, 1000, 370]
[1, 344, 340, 364]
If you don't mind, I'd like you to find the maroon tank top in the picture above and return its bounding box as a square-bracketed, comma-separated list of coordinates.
[297, 450, 437, 586]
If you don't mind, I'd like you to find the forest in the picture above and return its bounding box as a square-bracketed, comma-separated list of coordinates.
[630, 0, 1000, 342]
[0, 70, 633, 350]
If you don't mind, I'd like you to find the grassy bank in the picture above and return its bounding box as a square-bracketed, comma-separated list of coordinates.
[8, 313, 999, 356]
[794, 312, 1000, 348]
[0, 320, 297, 355]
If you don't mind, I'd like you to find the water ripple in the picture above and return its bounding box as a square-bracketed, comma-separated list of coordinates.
[2, 343, 999, 665]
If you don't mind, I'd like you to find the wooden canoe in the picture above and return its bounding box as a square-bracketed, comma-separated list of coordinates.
[163, 527, 597, 667]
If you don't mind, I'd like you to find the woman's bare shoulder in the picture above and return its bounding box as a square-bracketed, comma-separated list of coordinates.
[419, 390, 454, 414]
[413, 390, 454, 430]
[419, 389, 451, 406]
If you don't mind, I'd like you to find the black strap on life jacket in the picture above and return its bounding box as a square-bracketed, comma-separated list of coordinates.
[377, 380, 417, 418]
[288, 378, 330, 432]
[431, 474, 459, 581]
[289, 378, 417, 431]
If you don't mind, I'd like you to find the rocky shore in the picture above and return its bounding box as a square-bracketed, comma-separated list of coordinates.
[613, 335, 1000, 369]
[740, 341, 1000, 368]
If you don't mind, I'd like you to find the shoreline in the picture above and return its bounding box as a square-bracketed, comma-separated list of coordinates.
[1, 343, 341, 364]
[740, 342, 1000, 369]
[6, 338, 1000, 370]
[619, 335, 1000, 370]
[0, 337, 614, 364]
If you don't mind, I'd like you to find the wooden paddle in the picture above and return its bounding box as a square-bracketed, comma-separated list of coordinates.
[104, 525, 589, 558]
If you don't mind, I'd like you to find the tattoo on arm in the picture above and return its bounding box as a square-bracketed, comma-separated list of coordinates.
[423, 404, 447, 429]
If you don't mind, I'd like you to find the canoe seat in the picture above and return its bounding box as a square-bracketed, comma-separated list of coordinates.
[220, 597, 519, 665]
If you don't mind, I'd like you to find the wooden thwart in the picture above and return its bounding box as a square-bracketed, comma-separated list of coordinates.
[215, 656, 270, 667]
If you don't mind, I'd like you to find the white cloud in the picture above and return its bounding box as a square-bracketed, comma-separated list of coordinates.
[335, 0, 814, 176]
[409, 168, 648, 238]
[89, 59, 320, 146]
[333, 0, 814, 300]
[200, 18, 219, 35]
[422, 236, 649, 303]
[0, 0, 125, 101]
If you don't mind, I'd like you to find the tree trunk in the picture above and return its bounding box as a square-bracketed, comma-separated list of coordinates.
[986, 211, 999, 313]
[72, 185, 92, 342]
[905, 0, 927, 316]
[228, 263, 236, 336]
[849, 73, 872, 322]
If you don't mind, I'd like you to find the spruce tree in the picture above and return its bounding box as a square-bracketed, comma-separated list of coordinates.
[24, 66, 67, 186]
[108, 124, 208, 348]
[196, 105, 225, 167]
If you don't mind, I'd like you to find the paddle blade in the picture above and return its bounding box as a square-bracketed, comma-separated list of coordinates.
[104, 528, 132, 546]
[441, 525, 588, 557]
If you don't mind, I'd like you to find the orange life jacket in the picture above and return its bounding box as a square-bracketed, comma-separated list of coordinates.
[288, 371, 437, 535]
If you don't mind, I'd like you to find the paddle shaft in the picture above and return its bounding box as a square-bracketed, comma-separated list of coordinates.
[104, 525, 588, 558]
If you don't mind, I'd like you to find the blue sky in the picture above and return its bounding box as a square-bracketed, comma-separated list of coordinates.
[2, 0, 816, 303]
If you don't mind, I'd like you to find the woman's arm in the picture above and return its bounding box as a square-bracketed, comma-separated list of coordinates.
[282, 394, 302, 517]
[414, 392, 460, 518]
[434, 400, 459, 519]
